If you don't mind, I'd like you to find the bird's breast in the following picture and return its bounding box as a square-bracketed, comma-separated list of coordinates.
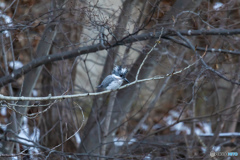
[106, 79, 123, 90]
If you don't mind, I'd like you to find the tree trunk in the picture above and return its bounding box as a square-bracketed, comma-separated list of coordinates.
[78, 0, 137, 154]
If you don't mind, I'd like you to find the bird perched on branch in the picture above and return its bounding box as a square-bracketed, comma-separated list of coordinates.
[97, 66, 129, 90]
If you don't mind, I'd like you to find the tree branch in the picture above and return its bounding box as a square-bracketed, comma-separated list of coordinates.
[174, 30, 240, 85]
[0, 58, 199, 101]
[1, 29, 240, 87]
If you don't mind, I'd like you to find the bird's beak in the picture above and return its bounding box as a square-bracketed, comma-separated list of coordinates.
[124, 78, 129, 83]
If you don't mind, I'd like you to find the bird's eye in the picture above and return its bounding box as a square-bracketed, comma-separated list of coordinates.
[120, 74, 123, 77]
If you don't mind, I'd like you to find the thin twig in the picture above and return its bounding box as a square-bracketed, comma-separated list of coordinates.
[100, 91, 117, 157]
[1, 29, 240, 87]
[175, 30, 240, 85]
[0, 57, 200, 102]
[136, 27, 164, 80]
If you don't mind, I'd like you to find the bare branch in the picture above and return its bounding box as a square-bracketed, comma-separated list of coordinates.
[1, 29, 240, 87]
[135, 27, 164, 81]
[174, 30, 240, 85]
[0, 58, 199, 101]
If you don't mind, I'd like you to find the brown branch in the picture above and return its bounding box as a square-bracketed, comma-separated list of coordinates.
[165, 36, 240, 55]
[174, 30, 240, 85]
[1, 29, 240, 87]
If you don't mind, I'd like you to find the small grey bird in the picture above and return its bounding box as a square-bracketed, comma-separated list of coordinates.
[97, 66, 129, 90]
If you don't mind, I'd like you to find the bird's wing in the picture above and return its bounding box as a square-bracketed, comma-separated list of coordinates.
[99, 75, 115, 88]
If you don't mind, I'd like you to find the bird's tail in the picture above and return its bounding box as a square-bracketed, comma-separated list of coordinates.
[96, 85, 102, 88]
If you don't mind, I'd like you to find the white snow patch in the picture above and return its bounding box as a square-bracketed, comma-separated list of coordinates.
[202, 123, 212, 133]
[9, 61, 23, 70]
[2, 30, 9, 37]
[141, 123, 149, 131]
[18, 117, 40, 157]
[169, 110, 180, 118]
[0, 2, 6, 9]
[198, 133, 214, 136]
[113, 137, 136, 146]
[1, 107, 7, 116]
[164, 111, 191, 134]
[144, 154, 151, 160]
[165, 111, 212, 135]
[152, 124, 162, 130]
[1, 14, 12, 24]
[31, 127, 40, 142]
[218, 132, 240, 136]
[213, 2, 224, 10]
[128, 138, 136, 145]
[75, 133, 81, 144]
[194, 123, 212, 135]
[198, 132, 240, 137]
[173, 122, 191, 135]
[195, 128, 203, 135]
[0, 122, 11, 131]
[212, 146, 221, 152]
[0, 10, 13, 37]
[201, 147, 206, 153]
[164, 114, 175, 125]
[32, 90, 38, 97]
[18, 117, 32, 145]
[113, 137, 124, 146]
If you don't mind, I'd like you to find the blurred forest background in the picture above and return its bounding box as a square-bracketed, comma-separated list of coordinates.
[0, 0, 240, 159]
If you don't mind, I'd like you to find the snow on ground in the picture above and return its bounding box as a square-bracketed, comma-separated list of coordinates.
[0, 2, 6, 8]
[164, 110, 212, 135]
[164, 110, 191, 135]
[113, 137, 125, 146]
[1, 107, 7, 116]
[143, 154, 151, 160]
[213, 2, 224, 10]
[9, 61, 23, 70]
[18, 117, 40, 157]
[0, 7, 13, 37]
[113, 137, 137, 146]
[141, 123, 149, 131]
[198, 132, 240, 137]
[75, 133, 81, 144]
[32, 89, 38, 97]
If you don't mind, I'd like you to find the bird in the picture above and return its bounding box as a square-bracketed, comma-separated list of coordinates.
[97, 66, 129, 90]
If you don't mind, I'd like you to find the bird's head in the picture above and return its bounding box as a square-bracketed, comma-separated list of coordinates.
[112, 66, 129, 83]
